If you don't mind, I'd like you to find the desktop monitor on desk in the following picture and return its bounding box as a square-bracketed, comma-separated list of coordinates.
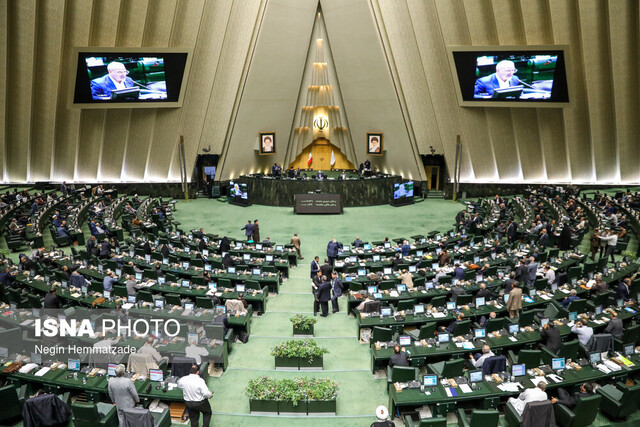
[208, 283, 217, 292]
[243, 254, 251, 261]
[181, 280, 190, 288]
[184, 302, 194, 311]
[398, 335, 412, 346]
[540, 318, 549, 328]
[368, 286, 378, 294]
[616, 299, 624, 308]
[474, 328, 486, 339]
[432, 263, 439, 270]
[202, 249, 209, 256]
[423, 375, 438, 388]
[469, 370, 483, 383]
[255, 243, 263, 250]
[104, 290, 111, 299]
[438, 332, 450, 343]
[425, 282, 434, 290]
[228, 267, 236, 274]
[381, 307, 393, 317]
[595, 305, 603, 315]
[384, 242, 391, 249]
[343, 245, 350, 252]
[265, 255, 273, 262]
[236, 284, 246, 293]
[416, 250, 423, 257]
[155, 299, 165, 309]
[552, 358, 566, 370]
[182, 261, 190, 269]
[435, 248, 442, 255]
[569, 312, 577, 322]
[358, 269, 367, 276]
[135, 272, 143, 281]
[503, 294, 510, 303]
[149, 369, 164, 382]
[512, 364, 526, 377]
[373, 255, 381, 262]
[163, 258, 169, 265]
[551, 283, 558, 292]
[235, 242, 243, 249]
[384, 267, 392, 275]
[107, 363, 118, 376]
[127, 295, 137, 304]
[364, 244, 372, 250]
[204, 264, 212, 271]
[475, 297, 485, 307]
[414, 304, 425, 315]
[409, 265, 417, 273]
[508, 324, 520, 334]
[275, 245, 283, 251]
[589, 352, 601, 364]
[396, 284, 406, 293]
[624, 344, 635, 356]
[215, 305, 226, 315]
[252, 268, 261, 276]
[68, 359, 81, 371]
[474, 256, 480, 264]
[158, 277, 166, 285]
[373, 293, 383, 299]
[446, 301, 456, 310]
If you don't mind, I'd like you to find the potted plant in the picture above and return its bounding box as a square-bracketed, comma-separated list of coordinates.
[275, 378, 308, 415]
[271, 339, 328, 370]
[246, 376, 279, 414]
[290, 314, 316, 337]
[306, 378, 338, 415]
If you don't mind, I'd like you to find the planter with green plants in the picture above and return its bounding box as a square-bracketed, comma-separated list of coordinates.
[271, 339, 328, 370]
[290, 314, 316, 337]
[246, 376, 339, 415]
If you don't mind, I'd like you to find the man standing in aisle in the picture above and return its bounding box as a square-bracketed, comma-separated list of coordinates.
[317, 276, 332, 317]
[178, 364, 213, 427]
[327, 238, 340, 266]
[108, 364, 140, 425]
[240, 220, 254, 241]
[330, 271, 343, 313]
[290, 232, 303, 260]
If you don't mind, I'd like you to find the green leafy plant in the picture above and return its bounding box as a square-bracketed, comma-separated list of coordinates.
[290, 314, 317, 330]
[246, 377, 339, 406]
[270, 339, 329, 362]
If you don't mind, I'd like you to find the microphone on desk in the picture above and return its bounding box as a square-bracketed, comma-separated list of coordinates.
[130, 80, 166, 95]
[516, 79, 537, 90]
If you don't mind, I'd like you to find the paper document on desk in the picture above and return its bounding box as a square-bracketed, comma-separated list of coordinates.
[596, 364, 611, 374]
[540, 295, 552, 300]
[509, 336, 518, 342]
[431, 312, 446, 318]
[20, 319, 34, 326]
[531, 376, 547, 387]
[19, 363, 38, 374]
[498, 383, 521, 392]
[121, 303, 134, 310]
[547, 374, 563, 383]
[462, 342, 474, 350]
[459, 384, 473, 393]
[560, 289, 569, 294]
[34, 367, 50, 377]
[389, 291, 399, 297]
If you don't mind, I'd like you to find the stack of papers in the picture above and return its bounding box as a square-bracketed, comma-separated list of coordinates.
[530, 376, 547, 386]
[498, 382, 521, 392]
[459, 384, 473, 393]
[34, 367, 50, 377]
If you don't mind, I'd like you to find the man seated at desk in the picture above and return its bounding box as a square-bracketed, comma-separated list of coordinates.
[571, 320, 593, 346]
[551, 382, 595, 410]
[469, 345, 495, 368]
[507, 381, 548, 416]
[561, 289, 579, 309]
[441, 312, 465, 334]
[399, 269, 414, 289]
[388, 345, 409, 368]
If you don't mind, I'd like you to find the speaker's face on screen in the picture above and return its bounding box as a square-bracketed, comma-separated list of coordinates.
[108, 62, 128, 84]
[495, 60, 516, 81]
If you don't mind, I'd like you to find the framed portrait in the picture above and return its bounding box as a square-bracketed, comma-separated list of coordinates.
[259, 132, 276, 155]
[367, 133, 383, 155]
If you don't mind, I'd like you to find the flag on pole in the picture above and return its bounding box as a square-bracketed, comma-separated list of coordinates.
[330, 150, 336, 167]
[307, 150, 313, 166]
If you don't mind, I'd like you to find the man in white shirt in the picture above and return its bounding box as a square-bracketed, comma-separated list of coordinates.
[469, 345, 495, 368]
[178, 364, 213, 427]
[543, 265, 556, 286]
[599, 230, 618, 263]
[571, 321, 594, 346]
[508, 381, 548, 416]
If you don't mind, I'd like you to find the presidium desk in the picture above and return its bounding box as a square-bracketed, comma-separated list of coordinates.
[236, 174, 402, 207]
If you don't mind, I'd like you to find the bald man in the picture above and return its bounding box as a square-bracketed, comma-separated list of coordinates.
[474, 60, 520, 97]
[91, 61, 136, 99]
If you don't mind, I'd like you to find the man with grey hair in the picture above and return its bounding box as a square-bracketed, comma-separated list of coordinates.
[508, 381, 548, 416]
[107, 363, 139, 425]
[474, 60, 521, 97]
[90, 61, 136, 100]
[469, 345, 495, 368]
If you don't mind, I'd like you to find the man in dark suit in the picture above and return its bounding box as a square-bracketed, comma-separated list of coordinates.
[616, 278, 631, 302]
[475, 283, 494, 300]
[526, 257, 538, 286]
[99, 238, 111, 259]
[311, 271, 322, 316]
[538, 229, 549, 248]
[604, 311, 624, 339]
[90, 62, 136, 100]
[44, 287, 61, 309]
[310, 256, 320, 279]
[326, 238, 340, 266]
[539, 322, 562, 354]
[507, 220, 518, 243]
[453, 264, 465, 281]
[443, 313, 465, 334]
[455, 209, 466, 231]
[474, 60, 521, 97]
[353, 237, 363, 248]
[320, 259, 332, 278]
[551, 383, 595, 410]
[316, 276, 332, 317]
[330, 271, 343, 313]
[401, 240, 410, 257]
[240, 220, 254, 240]
[388, 345, 409, 367]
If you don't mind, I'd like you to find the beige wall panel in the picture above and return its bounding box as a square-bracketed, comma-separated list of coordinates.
[218, 0, 317, 180]
[608, 0, 639, 183]
[548, 0, 591, 182]
[98, 0, 151, 180]
[202, 0, 263, 157]
[52, 0, 93, 181]
[492, 0, 543, 180]
[30, 0, 65, 182]
[5, 0, 36, 182]
[121, 110, 156, 180]
[537, 109, 567, 181]
[167, 0, 233, 180]
[376, 0, 442, 156]
[100, 110, 132, 180]
[116, 0, 149, 46]
[76, 0, 120, 181]
[0, 1, 9, 180]
[463, 0, 497, 45]
[519, 0, 553, 44]
[485, 109, 521, 180]
[312, 0, 422, 181]
[145, 0, 204, 180]
[122, 0, 177, 181]
[578, 0, 616, 182]
[408, 0, 471, 180]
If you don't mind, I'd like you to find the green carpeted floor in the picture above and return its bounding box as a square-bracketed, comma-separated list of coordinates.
[171, 198, 463, 426]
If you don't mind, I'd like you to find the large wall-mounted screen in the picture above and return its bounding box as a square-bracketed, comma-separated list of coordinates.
[71, 48, 191, 109]
[449, 46, 569, 107]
